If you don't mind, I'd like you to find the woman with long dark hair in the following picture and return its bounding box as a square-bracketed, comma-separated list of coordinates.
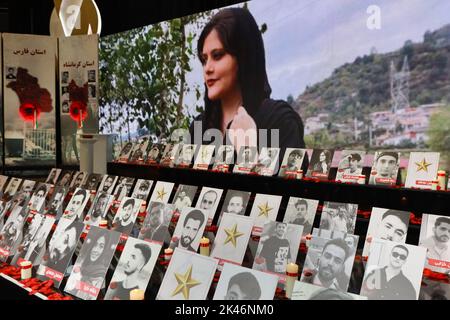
[190, 7, 304, 155]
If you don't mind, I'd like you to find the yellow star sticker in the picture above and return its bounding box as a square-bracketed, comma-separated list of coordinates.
[224, 223, 244, 247]
[415, 158, 432, 172]
[171, 264, 201, 300]
[156, 187, 167, 200]
[258, 201, 273, 218]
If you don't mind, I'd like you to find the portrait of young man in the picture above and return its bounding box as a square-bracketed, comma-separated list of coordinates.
[361, 242, 426, 300]
[105, 238, 160, 300]
[63, 188, 89, 220]
[369, 151, 400, 186]
[301, 238, 350, 292]
[112, 197, 142, 235]
[363, 208, 410, 258]
[279, 148, 306, 179]
[419, 215, 450, 271]
[283, 197, 319, 237]
[170, 208, 207, 252]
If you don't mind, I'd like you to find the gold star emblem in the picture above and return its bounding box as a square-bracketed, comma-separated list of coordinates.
[258, 201, 273, 218]
[171, 265, 201, 300]
[415, 158, 432, 172]
[156, 187, 167, 200]
[224, 223, 244, 247]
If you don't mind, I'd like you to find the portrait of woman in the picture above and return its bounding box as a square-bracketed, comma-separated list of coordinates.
[190, 8, 304, 156]
[65, 228, 120, 300]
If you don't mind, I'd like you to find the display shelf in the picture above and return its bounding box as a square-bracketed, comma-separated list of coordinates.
[107, 162, 450, 216]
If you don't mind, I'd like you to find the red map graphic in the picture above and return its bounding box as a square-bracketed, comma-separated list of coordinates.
[68, 79, 88, 104]
[6, 67, 53, 112]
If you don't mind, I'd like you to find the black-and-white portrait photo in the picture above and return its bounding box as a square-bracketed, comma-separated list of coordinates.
[419, 214, 450, 273]
[113, 177, 135, 202]
[301, 232, 358, 292]
[118, 142, 134, 161]
[360, 240, 427, 300]
[253, 221, 303, 274]
[84, 192, 114, 227]
[0, 175, 9, 195]
[369, 151, 400, 186]
[61, 71, 69, 84]
[319, 201, 358, 234]
[195, 187, 223, 226]
[283, 197, 319, 237]
[112, 197, 143, 235]
[61, 85, 69, 96]
[82, 173, 103, 191]
[57, 170, 73, 187]
[63, 188, 90, 221]
[62, 100, 70, 113]
[4, 177, 22, 198]
[213, 263, 279, 300]
[105, 238, 161, 300]
[250, 147, 280, 176]
[98, 175, 118, 194]
[159, 143, 177, 167]
[306, 149, 334, 180]
[335, 150, 366, 183]
[28, 183, 50, 212]
[88, 84, 96, 98]
[362, 208, 410, 258]
[292, 282, 367, 300]
[219, 189, 251, 218]
[138, 202, 174, 244]
[131, 179, 154, 201]
[46, 186, 68, 218]
[46, 168, 61, 185]
[129, 139, 149, 163]
[11, 214, 55, 267]
[279, 148, 306, 179]
[212, 145, 235, 172]
[193, 145, 215, 170]
[170, 208, 208, 252]
[70, 171, 88, 189]
[19, 180, 36, 198]
[172, 185, 198, 213]
[146, 143, 164, 164]
[65, 227, 121, 300]
[87, 69, 96, 83]
[0, 208, 29, 260]
[176, 144, 197, 167]
[233, 146, 258, 174]
[5, 66, 17, 80]
[37, 218, 84, 287]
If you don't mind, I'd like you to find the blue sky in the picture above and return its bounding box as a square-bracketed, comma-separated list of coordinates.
[185, 0, 450, 111]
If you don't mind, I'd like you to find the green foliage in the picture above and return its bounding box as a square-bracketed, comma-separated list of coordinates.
[428, 105, 450, 165]
[99, 11, 213, 143]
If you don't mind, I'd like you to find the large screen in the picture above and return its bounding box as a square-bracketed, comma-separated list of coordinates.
[99, 0, 450, 163]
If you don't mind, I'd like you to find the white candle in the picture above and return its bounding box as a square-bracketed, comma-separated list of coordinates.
[285, 263, 299, 299]
[99, 220, 108, 228]
[358, 174, 366, 185]
[164, 248, 173, 261]
[130, 289, 145, 300]
[200, 237, 210, 256]
[298, 170, 304, 179]
[20, 261, 32, 280]
[431, 180, 438, 191]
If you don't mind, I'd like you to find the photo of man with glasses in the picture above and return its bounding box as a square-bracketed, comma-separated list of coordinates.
[361, 242, 426, 300]
[196, 187, 223, 226]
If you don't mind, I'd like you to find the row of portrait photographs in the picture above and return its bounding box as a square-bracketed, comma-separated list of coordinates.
[61, 69, 96, 85]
